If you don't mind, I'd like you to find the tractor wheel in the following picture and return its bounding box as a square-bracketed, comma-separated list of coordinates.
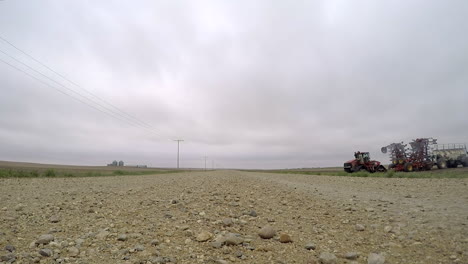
[377, 165, 387, 172]
[437, 158, 447, 169]
[404, 162, 414, 172]
[462, 157, 468, 167]
[424, 163, 433, 171]
[388, 163, 395, 169]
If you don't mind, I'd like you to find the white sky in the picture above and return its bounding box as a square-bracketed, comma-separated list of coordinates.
[0, 0, 467, 169]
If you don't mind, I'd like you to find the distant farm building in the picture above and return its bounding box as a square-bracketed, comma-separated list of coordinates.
[107, 160, 124, 167]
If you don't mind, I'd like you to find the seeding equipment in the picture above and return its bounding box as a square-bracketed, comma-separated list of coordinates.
[382, 138, 437, 172]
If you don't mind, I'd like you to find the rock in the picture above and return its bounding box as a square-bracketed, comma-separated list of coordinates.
[224, 233, 244, 246]
[14, 204, 25, 211]
[49, 215, 60, 223]
[249, 210, 257, 217]
[39, 248, 53, 257]
[279, 233, 292, 243]
[318, 252, 337, 264]
[196, 231, 213, 242]
[96, 230, 110, 239]
[36, 234, 54, 245]
[150, 239, 160, 245]
[367, 253, 385, 264]
[211, 241, 223, 248]
[215, 260, 228, 264]
[355, 224, 365, 231]
[305, 257, 318, 264]
[222, 218, 234, 226]
[68, 247, 79, 257]
[258, 225, 276, 239]
[305, 243, 316, 250]
[135, 245, 145, 251]
[344, 252, 359, 260]
[117, 234, 128, 241]
[5, 245, 15, 252]
[0, 253, 16, 262]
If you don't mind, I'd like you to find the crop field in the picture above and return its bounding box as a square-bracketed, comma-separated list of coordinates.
[251, 166, 468, 178]
[0, 161, 183, 178]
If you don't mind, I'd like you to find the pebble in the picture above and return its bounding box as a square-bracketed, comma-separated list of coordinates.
[135, 244, 145, 251]
[36, 234, 54, 245]
[224, 233, 244, 246]
[222, 218, 234, 226]
[258, 225, 276, 239]
[367, 253, 385, 264]
[196, 231, 213, 242]
[5, 245, 15, 252]
[249, 210, 257, 217]
[384, 226, 392, 233]
[68, 247, 79, 257]
[344, 252, 359, 260]
[49, 215, 60, 223]
[150, 239, 160, 245]
[117, 234, 128, 241]
[305, 243, 316, 250]
[355, 224, 365, 231]
[39, 248, 53, 257]
[279, 233, 293, 243]
[318, 252, 337, 264]
[0, 253, 16, 262]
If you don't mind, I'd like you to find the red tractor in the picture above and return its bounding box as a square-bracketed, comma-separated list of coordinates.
[344, 151, 387, 173]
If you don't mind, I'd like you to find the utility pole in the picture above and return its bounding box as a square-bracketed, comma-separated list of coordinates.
[174, 139, 184, 169]
[212, 160, 214, 170]
[204, 156, 208, 171]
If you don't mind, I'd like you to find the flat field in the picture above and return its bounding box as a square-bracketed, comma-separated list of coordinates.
[1, 167, 467, 263]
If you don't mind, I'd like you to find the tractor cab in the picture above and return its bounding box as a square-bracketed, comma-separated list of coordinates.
[354, 151, 370, 163]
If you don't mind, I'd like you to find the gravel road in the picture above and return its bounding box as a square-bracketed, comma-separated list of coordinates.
[1, 170, 467, 264]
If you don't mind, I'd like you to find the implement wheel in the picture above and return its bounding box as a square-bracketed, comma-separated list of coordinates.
[404, 162, 414, 172]
[437, 158, 447, 169]
[377, 165, 387, 172]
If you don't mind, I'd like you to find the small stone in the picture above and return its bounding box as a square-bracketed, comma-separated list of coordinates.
[117, 234, 128, 241]
[39, 248, 53, 257]
[215, 260, 228, 264]
[196, 231, 213, 242]
[224, 233, 244, 246]
[49, 215, 60, 223]
[150, 239, 160, 245]
[305, 243, 316, 250]
[96, 230, 110, 239]
[36, 234, 54, 245]
[5, 245, 15, 252]
[222, 218, 234, 226]
[0, 253, 16, 262]
[355, 224, 365, 231]
[249, 210, 257, 217]
[14, 204, 25, 211]
[279, 233, 292, 243]
[384, 226, 392, 233]
[367, 253, 385, 264]
[135, 244, 145, 251]
[318, 252, 337, 264]
[344, 252, 359, 260]
[211, 241, 223, 248]
[258, 225, 276, 239]
[68, 247, 79, 257]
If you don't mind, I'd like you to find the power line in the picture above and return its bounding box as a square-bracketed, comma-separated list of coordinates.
[0, 48, 160, 133]
[0, 35, 162, 136]
[0, 57, 145, 130]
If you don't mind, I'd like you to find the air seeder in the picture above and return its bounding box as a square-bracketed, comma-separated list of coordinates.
[381, 138, 437, 172]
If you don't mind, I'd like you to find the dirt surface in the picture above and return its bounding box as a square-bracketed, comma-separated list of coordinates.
[1, 170, 467, 264]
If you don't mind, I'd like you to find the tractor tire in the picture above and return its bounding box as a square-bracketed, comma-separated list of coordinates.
[404, 162, 414, 172]
[437, 158, 447, 169]
[424, 163, 433, 171]
[376, 165, 387, 172]
[388, 163, 396, 170]
[462, 157, 468, 167]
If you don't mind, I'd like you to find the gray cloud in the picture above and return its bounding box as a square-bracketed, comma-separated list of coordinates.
[1, 0, 467, 168]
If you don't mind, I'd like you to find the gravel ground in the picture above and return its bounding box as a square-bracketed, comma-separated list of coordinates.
[1, 170, 467, 264]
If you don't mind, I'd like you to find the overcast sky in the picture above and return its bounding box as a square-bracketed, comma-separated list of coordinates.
[0, 0, 467, 169]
